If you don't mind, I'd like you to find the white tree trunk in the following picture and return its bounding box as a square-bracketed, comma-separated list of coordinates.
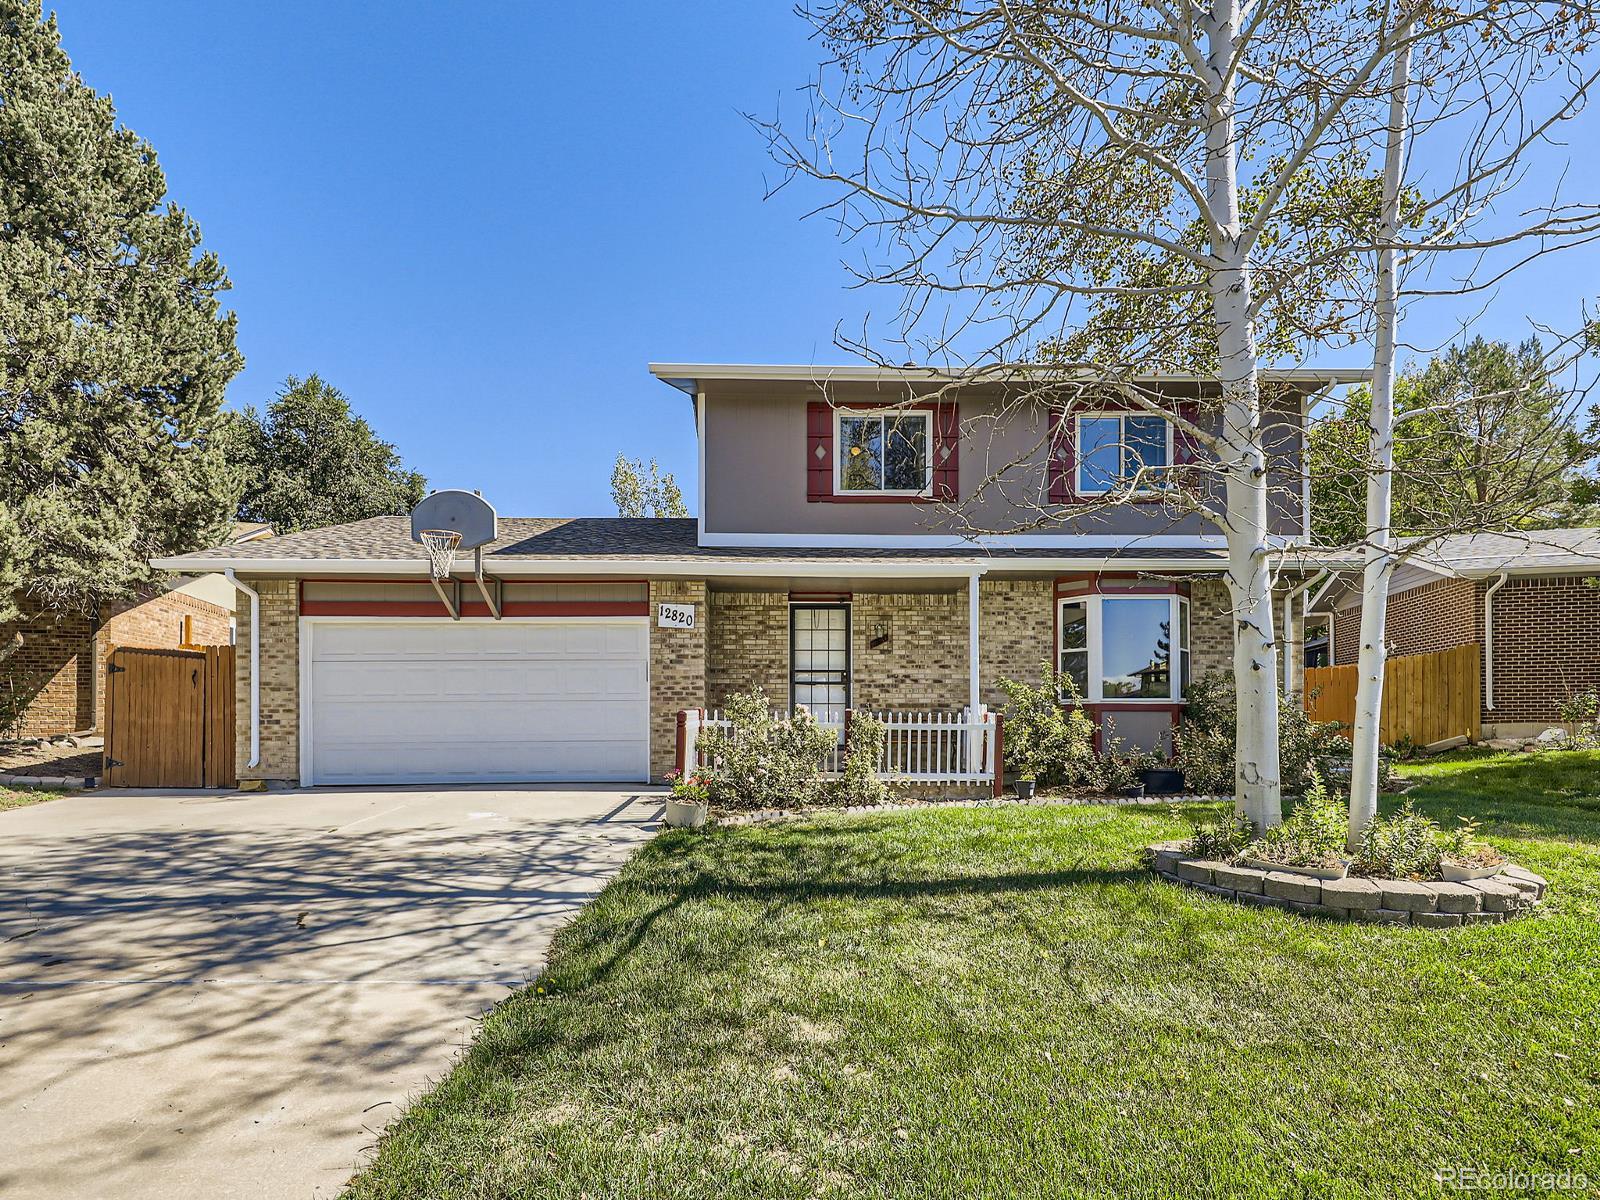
[1348, 29, 1413, 851]
[1204, 0, 1282, 830]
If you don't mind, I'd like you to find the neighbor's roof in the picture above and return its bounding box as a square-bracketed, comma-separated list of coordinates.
[648, 362, 1371, 394]
[1404, 528, 1600, 577]
[149, 515, 1290, 577]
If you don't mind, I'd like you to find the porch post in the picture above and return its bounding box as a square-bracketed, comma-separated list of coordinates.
[967, 569, 983, 716]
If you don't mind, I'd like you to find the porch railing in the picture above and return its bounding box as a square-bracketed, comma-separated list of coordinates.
[677, 707, 1004, 794]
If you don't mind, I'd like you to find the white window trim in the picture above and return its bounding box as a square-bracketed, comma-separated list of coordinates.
[833, 407, 935, 497]
[1074, 411, 1175, 497]
[1058, 593, 1189, 703]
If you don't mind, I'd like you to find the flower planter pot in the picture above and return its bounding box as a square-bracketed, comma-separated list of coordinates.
[1117, 784, 1146, 800]
[1440, 859, 1504, 882]
[664, 798, 708, 829]
[1244, 856, 1350, 880]
[1014, 779, 1037, 800]
[1139, 768, 1186, 795]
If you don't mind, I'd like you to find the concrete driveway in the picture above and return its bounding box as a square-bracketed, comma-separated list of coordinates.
[0, 784, 662, 1199]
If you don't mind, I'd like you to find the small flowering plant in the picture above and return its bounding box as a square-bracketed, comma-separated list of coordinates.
[665, 769, 710, 805]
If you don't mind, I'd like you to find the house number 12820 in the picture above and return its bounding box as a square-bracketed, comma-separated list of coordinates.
[658, 603, 695, 630]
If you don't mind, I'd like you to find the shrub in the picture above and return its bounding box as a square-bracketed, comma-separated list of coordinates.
[1181, 809, 1256, 861]
[695, 689, 837, 810]
[1241, 769, 1348, 869]
[1352, 802, 1442, 880]
[835, 712, 890, 807]
[1173, 672, 1351, 795]
[996, 663, 1101, 790]
[1557, 689, 1600, 748]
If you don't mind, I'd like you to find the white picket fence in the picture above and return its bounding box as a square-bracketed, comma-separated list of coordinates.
[683, 707, 1000, 787]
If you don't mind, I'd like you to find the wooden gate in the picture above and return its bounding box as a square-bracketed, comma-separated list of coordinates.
[104, 646, 236, 788]
[1305, 643, 1481, 747]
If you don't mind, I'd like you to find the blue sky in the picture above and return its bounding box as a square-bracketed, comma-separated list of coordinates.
[53, 3, 1600, 517]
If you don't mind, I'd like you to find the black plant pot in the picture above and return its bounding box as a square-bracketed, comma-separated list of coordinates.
[1014, 779, 1037, 799]
[1118, 784, 1147, 799]
[1139, 768, 1186, 796]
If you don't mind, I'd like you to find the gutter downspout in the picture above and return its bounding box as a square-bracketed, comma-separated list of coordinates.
[225, 569, 261, 769]
[1282, 568, 1329, 694]
[1483, 572, 1509, 712]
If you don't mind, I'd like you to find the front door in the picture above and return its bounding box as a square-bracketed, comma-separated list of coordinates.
[790, 604, 850, 728]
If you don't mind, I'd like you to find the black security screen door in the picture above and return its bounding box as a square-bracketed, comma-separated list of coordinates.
[790, 604, 850, 728]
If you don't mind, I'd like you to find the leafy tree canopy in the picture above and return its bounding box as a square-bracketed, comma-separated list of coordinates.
[1309, 336, 1599, 545]
[611, 454, 687, 518]
[0, 0, 242, 621]
[220, 375, 426, 535]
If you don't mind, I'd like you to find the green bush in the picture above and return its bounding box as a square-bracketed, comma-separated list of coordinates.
[695, 689, 838, 811]
[1172, 672, 1351, 795]
[1352, 802, 1443, 880]
[1181, 809, 1256, 861]
[996, 663, 1102, 790]
[835, 712, 890, 807]
[1557, 689, 1600, 748]
[1242, 769, 1348, 869]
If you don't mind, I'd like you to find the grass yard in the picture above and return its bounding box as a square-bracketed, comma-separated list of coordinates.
[345, 752, 1600, 1199]
[0, 785, 65, 812]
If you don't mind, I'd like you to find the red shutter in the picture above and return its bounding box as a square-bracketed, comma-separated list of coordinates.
[1047, 406, 1076, 503]
[806, 402, 833, 502]
[932, 401, 959, 500]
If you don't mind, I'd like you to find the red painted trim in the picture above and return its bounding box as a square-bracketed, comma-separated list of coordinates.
[299, 600, 649, 617]
[991, 713, 1005, 798]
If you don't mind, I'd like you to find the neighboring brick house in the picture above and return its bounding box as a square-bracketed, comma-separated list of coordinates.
[2, 583, 235, 739]
[2, 523, 270, 739]
[1312, 529, 1600, 737]
[152, 362, 1358, 788]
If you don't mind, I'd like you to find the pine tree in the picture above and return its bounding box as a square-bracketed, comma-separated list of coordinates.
[0, 1, 243, 621]
[220, 375, 427, 535]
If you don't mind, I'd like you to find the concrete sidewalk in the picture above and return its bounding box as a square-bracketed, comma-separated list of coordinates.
[0, 784, 662, 1199]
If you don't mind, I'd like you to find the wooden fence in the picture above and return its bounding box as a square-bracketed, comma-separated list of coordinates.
[104, 645, 236, 788]
[1305, 643, 1480, 747]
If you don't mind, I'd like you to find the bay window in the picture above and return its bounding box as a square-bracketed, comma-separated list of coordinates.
[1057, 593, 1190, 702]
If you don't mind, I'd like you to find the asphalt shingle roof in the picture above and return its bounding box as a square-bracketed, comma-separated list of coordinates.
[1406, 527, 1600, 575]
[155, 516, 1232, 568]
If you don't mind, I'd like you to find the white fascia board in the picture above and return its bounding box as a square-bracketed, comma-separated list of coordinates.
[694, 531, 1230, 550]
[648, 363, 1372, 387]
[151, 554, 1236, 578]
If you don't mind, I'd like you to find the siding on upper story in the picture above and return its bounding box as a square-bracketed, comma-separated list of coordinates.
[697, 378, 1308, 541]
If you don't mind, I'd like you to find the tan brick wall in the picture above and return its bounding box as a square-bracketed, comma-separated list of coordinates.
[236, 578, 300, 783]
[851, 591, 970, 711]
[95, 590, 232, 730]
[977, 578, 1053, 708]
[707, 591, 789, 709]
[650, 578, 707, 779]
[1, 603, 95, 737]
[1188, 577, 1233, 683]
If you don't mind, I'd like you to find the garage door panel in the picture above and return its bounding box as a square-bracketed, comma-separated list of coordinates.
[308, 621, 649, 785]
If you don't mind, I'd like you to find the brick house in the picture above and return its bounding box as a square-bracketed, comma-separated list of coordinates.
[151, 364, 1360, 788]
[1311, 528, 1600, 738]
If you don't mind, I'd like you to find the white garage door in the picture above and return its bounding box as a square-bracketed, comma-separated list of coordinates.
[306, 620, 649, 785]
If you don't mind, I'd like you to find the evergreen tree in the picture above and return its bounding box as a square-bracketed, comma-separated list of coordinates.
[1309, 336, 1599, 544]
[220, 375, 426, 535]
[0, 1, 242, 621]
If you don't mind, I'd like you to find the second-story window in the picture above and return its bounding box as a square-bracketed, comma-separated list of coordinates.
[836, 409, 931, 494]
[1076, 413, 1171, 495]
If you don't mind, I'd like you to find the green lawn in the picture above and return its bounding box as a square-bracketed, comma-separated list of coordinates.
[345, 752, 1600, 1199]
[0, 785, 65, 812]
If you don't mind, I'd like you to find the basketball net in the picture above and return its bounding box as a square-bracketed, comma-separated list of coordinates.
[419, 529, 462, 579]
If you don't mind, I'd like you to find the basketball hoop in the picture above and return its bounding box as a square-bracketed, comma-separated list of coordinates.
[419, 529, 462, 579]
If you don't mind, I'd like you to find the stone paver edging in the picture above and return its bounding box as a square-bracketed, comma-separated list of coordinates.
[1147, 841, 1547, 925]
[0, 773, 96, 790]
